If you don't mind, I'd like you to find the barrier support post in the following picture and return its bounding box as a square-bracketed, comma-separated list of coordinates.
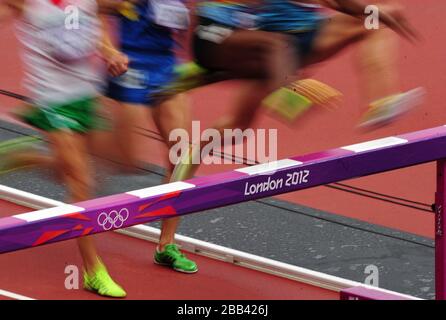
[436, 159, 446, 300]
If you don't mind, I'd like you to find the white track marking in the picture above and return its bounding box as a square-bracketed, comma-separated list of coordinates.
[0, 289, 35, 300]
[0, 185, 64, 208]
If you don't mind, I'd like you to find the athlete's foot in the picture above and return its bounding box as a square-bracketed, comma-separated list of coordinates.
[153, 62, 229, 102]
[358, 87, 425, 130]
[154, 244, 198, 274]
[263, 79, 343, 123]
[263, 87, 313, 121]
[152, 62, 208, 101]
[83, 260, 127, 298]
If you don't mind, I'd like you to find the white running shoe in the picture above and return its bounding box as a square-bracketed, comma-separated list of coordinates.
[358, 87, 426, 130]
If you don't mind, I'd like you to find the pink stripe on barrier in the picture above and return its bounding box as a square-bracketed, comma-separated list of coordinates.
[189, 170, 247, 186]
[292, 149, 353, 163]
[0, 217, 26, 228]
[398, 126, 446, 141]
[76, 193, 138, 210]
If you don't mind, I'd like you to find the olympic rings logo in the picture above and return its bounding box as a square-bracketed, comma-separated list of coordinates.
[97, 208, 130, 231]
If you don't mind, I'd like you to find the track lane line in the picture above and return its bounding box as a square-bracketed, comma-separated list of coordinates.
[0, 288, 35, 300]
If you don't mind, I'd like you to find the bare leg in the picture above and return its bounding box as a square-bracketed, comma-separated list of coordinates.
[86, 100, 144, 172]
[172, 30, 299, 179]
[48, 131, 99, 272]
[306, 3, 400, 107]
[47, 130, 126, 296]
[355, 27, 399, 104]
[152, 94, 191, 250]
[208, 31, 299, 129]
[110, 102, 142, 169]
[90, 95, 192, 251]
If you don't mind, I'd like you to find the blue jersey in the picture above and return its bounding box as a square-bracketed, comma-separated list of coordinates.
[259, 1, 324, 33]
[107, 0, 189, 105]
[118, 0, 178, 57]
[197, 1, 258, 29]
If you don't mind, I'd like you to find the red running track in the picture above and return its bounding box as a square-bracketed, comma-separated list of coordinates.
[0, 199, 337, 300]
[0, 1, 444, 299]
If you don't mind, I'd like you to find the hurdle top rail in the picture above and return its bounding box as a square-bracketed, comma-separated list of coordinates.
[3, 125, 446, 299]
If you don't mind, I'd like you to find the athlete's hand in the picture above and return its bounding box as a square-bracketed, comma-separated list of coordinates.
[379, 5, 420, 43]
[104, 48, 129, 77]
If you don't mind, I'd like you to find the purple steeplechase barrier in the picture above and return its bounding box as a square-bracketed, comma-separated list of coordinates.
[2, 125, 446, 299]
[436, 160, 446, 300]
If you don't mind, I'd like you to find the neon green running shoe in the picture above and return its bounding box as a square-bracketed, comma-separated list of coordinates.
[154, 244, 198, 274]
[174, 61, 208, 80]
[263, 87, 313, 121]
[152, 62, 229, 102]
[83, 261, 127, 298]
[0, 136, 41, 174]
[263, 79, 343, 123]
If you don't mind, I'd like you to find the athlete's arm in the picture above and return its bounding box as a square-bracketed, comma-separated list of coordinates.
[97, 0, 138, 15]
[96, 0, 123, 14]
[98, 15, 129, 77]
[0, 0, 23, 24]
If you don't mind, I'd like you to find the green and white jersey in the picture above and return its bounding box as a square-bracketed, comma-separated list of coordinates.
[15, 0, 101, 105]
